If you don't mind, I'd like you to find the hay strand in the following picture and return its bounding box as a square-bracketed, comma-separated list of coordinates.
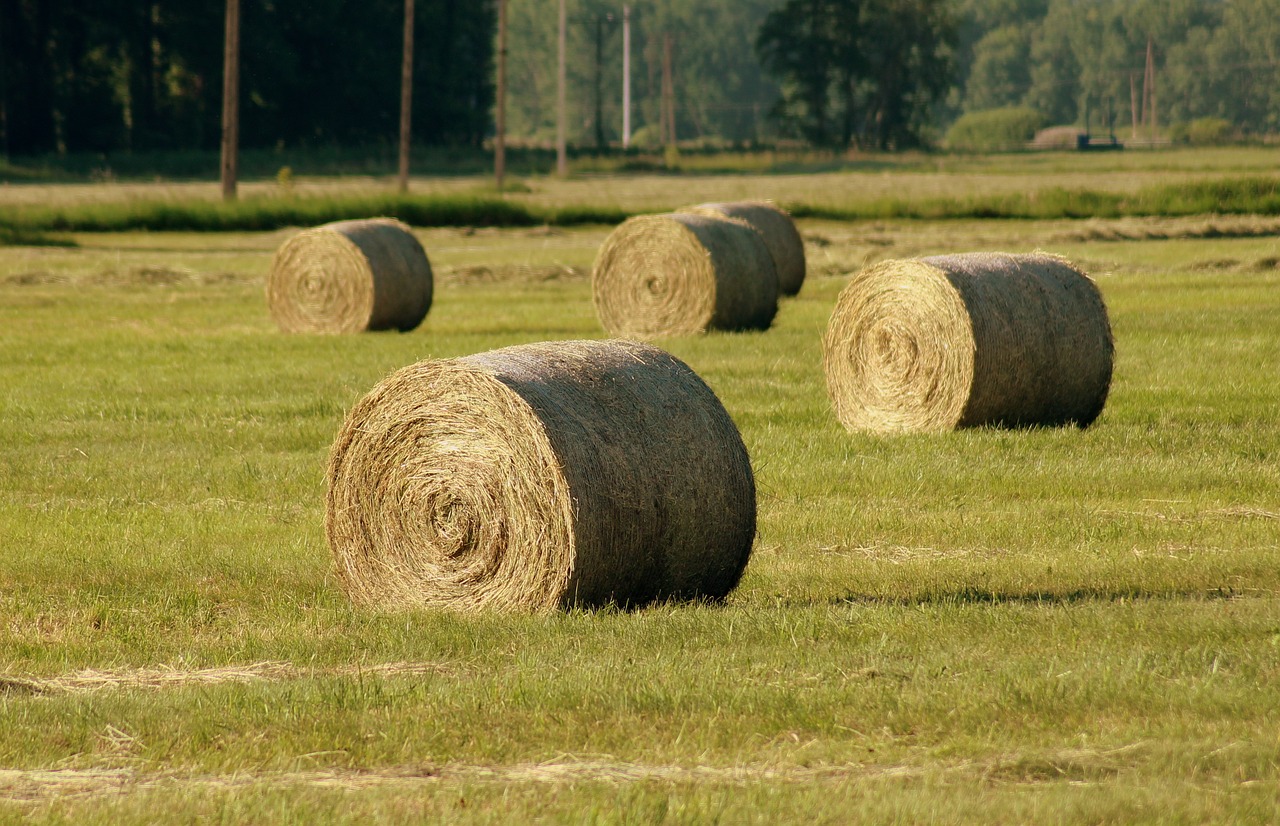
[592, 213, 778, 337]
[267, 218, 433, 333]
[326, 339, 756, 611]
[823, 252, 1114, 433]
[681, 201, 806, 295]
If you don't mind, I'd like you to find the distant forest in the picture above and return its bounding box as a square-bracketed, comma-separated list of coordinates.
[1, 0, 1277, 158]
[0, 0, 495, 157]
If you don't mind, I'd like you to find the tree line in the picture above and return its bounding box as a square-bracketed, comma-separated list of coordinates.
[1, 0, 1277, 160]
[0, 0, 493, 157]
[955, 0, 1280, 139]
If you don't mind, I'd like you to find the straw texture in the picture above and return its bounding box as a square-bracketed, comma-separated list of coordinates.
[267, 218, 433, 333]
[682, 201, 806, 295]
[592, 213, 779, 337]
[823, 252, 1114, 433]
[326, 339, 757, 612]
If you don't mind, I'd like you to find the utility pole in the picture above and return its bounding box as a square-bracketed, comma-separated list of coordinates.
[1149, 43, 1157, 141]
[593, 15, 606, 151]
[1143, 37, 1154, 142]
[1129, 72, 1139, 141]
[0, 9, 8, 162]
[662, 33, 675, 146]
[495, 0, 507, 189]
[398, 0, 414, 193]
[622, 5, 631, 149]
[556, 0, 567, 176]
[220, 0, 240, 201]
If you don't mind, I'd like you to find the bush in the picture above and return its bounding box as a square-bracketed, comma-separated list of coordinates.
[629, 125, 663, 149]
[945, 107, 1047, 152]
[1169, 117, 1237, 146]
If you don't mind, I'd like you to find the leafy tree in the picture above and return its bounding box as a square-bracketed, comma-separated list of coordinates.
[755, 0, 848, 146]
[756, 0, 956, 149]
[1206, 0, 1280, 134]
[964, 24, 1034, 113]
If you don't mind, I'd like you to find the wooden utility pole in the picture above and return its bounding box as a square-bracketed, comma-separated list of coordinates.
[1142, 38, 1155, 141]
[220, 0, 240, 201]
[556, 0, 567, 177]
[1148, 42, 1157, 140]
[398, 0, 414, 193]
[1129, 72, 1139, 140]
[622, 5, 631, 149]
[0, 9, 8, 162]
[495, 0, 507, 189]
[593, 15, 606, 151]
[661, 33, 675, 146]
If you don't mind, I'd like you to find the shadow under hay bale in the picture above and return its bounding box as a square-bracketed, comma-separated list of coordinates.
[267, 217, 433, 334]
[326, 339, 757, 612]
[823, 252, 1114, 434]
[592, 213, 778, 338]
[680, 201, 806, 296]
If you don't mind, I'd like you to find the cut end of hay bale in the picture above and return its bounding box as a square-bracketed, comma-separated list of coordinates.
[266, 217, 433, 334]
[823, 252, 1113, 434]
[326, 339, 757, 612]
[681, 201, 806, 296]
[592, 213, 779, 338]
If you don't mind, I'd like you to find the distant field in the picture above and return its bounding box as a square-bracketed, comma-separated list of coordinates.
[3, 145, 1279, 216]
[2, 172, 1280, 822]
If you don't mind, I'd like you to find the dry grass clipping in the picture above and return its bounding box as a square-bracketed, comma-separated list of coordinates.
[681, 201, 806, 295]
[266, 217, 433, 333]
[592, 213, 778, 337]
[823, 252, 1113, 434]
[0, 662, 459, 696]
[326, 338, 756, 611]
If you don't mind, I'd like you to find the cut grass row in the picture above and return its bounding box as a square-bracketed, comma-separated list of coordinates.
[4, 176, 1280, 238]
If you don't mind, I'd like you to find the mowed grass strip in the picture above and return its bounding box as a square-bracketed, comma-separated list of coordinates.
[3, 175, 1279, 232]
[1, 218, 1279, 822]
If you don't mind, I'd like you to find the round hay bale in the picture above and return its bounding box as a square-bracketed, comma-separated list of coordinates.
[823, 252, 1114, 434]
[681, 201, 806, 296]
[267, 218, 433, 333]
[591, 213, 779, 337]
[326, 338, 757, 612]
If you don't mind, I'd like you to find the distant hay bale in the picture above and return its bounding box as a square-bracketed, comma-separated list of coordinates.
[267, 218, 433, 333]
[1031, 125, 1084, 150]
[326, 338, 757, 612]
[681, 201, 806, 295]
[823, 252, 1114, 434]
[592, 213, 778, 337]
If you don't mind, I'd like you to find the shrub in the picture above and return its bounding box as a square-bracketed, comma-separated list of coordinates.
[945, 107, 1047, 152]
[1171, 117, 1237, 146]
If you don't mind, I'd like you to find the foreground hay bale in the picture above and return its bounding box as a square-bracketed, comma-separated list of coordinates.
[823, 252, 1113, 433]
[267, 218, 433, 333]
[592, 213, 778, 337]
[681, 201, 806, 295]
[326, 339, 757, 611]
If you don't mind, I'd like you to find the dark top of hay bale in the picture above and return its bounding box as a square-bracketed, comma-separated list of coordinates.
[823, 252, 1114, 434]
[592, 213, 779, 337]
[326, 339, 757, 612]
[267, 217, 433, 334]
[681, 201, 806, 296]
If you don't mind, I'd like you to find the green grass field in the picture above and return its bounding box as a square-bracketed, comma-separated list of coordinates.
[2, 155, 1280, 823]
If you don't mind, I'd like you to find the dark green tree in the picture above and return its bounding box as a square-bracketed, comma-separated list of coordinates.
[0, 0, 494, 157]
[963, 24, 1034, 113]
[755, 0, 846, 146]
[755, 0, 956, 150]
